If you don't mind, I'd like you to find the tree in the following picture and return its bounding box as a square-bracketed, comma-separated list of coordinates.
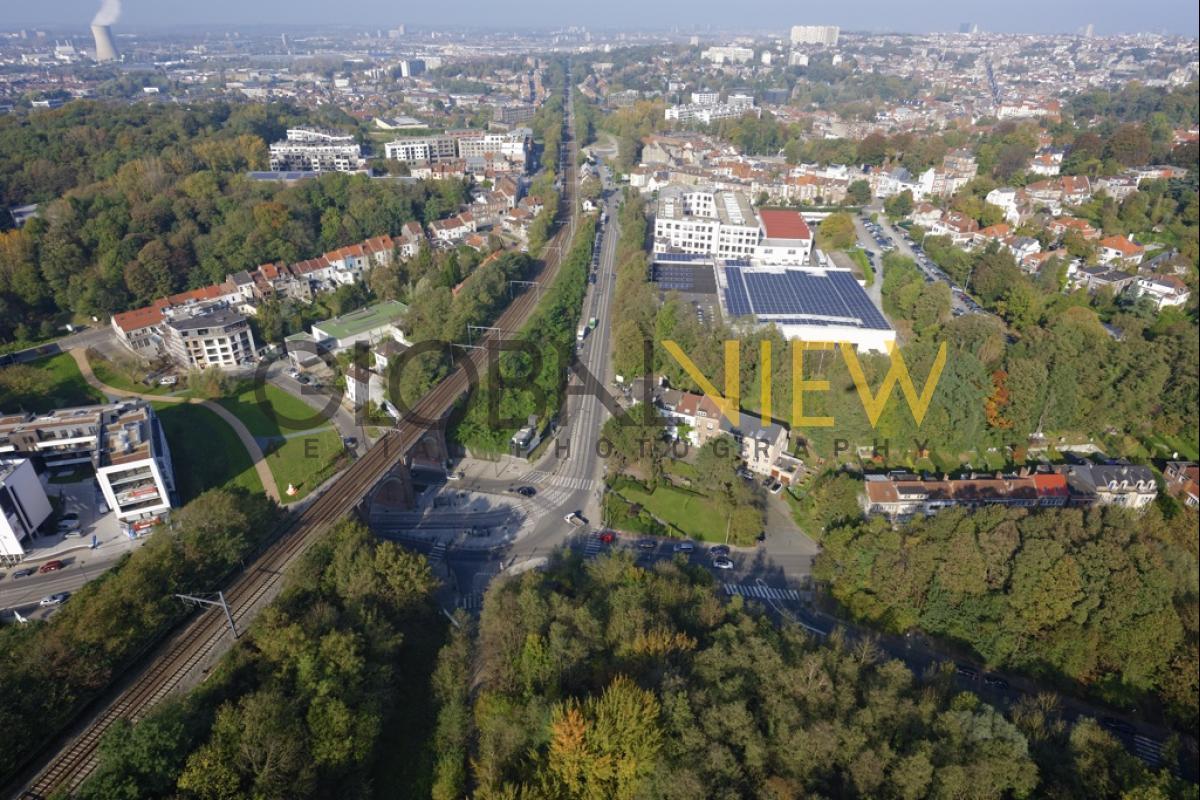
[847, 179, 872, 206]
[884, 189, 914, 219]
[817, 212, 858, 250]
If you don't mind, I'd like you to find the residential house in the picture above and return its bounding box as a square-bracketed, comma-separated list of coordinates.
[1098, 235, 1144, 266]
[1136, 275, 1191, 309]
[1164, 461, 1199, 508]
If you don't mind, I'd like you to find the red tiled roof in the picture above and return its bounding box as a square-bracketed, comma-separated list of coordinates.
[759, 209, 812, 241]
[112, 304, 165, 333]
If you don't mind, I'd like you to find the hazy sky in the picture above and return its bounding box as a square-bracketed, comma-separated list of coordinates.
[9, 0, 1200, 36]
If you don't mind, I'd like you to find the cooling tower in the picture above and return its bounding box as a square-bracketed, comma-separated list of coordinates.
[91, 25, 118, 62]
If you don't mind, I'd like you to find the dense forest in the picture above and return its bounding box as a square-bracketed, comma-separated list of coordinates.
[71, 520, 444, 800]
[0, 489, 279, 788]
[426, 553, 1193, 799]
[816, 503, 1199, 732]
[0, 99, 476, 344]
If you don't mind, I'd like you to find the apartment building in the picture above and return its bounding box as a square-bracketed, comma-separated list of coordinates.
[0, 459, 52, 565]
[384, 129, 530, 171]
[0, 401, 176, 529]
[653, 187, 760, 259]
[269, 128, 365, 173]
[162, 307, 258, 370]
[790, 25, 840, 46]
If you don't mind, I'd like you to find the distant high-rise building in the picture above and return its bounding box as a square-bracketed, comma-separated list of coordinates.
[789, 25, 839, 46]
[959, 22, 980, 34]
[91, 24, 118, 61]
[1083, 23, 1095, 38]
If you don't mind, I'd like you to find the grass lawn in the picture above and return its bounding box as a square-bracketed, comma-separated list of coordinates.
[219, 383, 333, 437]
[16, 353, 106, 411]
[1144, 433, 1199, 462]
[154, 402, 264, 502]
[614, 482, 730, 542]
[218, 383, 345, 500]
[264, 430, 346, 499]
[89, 356, 174, 396]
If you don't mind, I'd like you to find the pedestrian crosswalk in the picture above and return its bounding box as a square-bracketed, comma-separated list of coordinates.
[583, 534, 604, 559]
[723, 583, 802, 603]
[458, 593, 483, 611]
[1133, 734, 1164, 767]
[428, 540, 448, 564]
[523, 470, 599, 492]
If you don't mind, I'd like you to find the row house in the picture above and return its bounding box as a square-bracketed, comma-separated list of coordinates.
[1098, 235, 1144, 267]
[429, 211, 477, 244]
[862, 471, 1068, 518]
[1048, 217, 1100, 241]
[1135, 275, 1191, 309]
[1024, 176, 1093, 214]
[1058, 463, 1157, 509]
[929, 211, 979, 245]
[1074, 266, 1137, 294]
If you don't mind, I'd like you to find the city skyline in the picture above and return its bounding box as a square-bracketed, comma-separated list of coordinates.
[3, 0, 1199, 36]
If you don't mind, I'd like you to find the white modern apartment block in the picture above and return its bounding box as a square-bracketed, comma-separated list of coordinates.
[701, 46, 754, 64]
[790, 25, 840, 46]
[0, 402, 176, 530]
[0, 459, 52, 565]
[269, 129, 365, 173]
[162, 307, 258, 370]
[691, 90, 720, 105]
[384, 129, 531, 170]
[654, 187, 761, 260]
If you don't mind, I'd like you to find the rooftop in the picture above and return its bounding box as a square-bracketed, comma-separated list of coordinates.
[723, 267, 891, 331]
[758, 209, 813, 241]
[312, 300, 409, 341]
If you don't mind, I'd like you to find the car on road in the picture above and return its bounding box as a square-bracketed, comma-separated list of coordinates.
[598, 530, 616, 544]
[711, 557, 735, 570]
[637, 539, 657, 551]
[672, 540, 695, 553]
[342, 436, 357, 449]
[56, 512, 81, 533]
[708, 545, 731, 558]
[39, 592, 70, 606]
[955, 663, 979, 680]
[513, 485, 537, 497]
[13, 567, 37, 578]
[565, 511, 587, 527]
[38, 560, 65, 574]
[983, 675, 1009, 690]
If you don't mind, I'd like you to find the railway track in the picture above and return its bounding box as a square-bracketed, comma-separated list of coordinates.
[16, 87, 578, 800]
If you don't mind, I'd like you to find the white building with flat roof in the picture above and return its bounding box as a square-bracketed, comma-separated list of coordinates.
[790, 25, 840, 46]
[0, 459, 52, 565]
[269, 128, 365, 173]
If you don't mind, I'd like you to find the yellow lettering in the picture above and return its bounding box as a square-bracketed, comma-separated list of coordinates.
[661, 340, 740, 425]
[840, 341, 947, 427]
[760, 339, 772, 427]
[791, 341, 834, 427]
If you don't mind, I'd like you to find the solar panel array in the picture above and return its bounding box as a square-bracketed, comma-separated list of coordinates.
[724, 268, 752, 316]
[653, 252, 709, 264]
[720, 268, 891, 330]
[653, 265, 698, 291]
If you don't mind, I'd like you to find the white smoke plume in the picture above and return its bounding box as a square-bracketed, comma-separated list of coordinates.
[92, 0, 121, 27]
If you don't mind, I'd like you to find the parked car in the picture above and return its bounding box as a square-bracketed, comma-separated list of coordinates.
[955, 663, 979, 680]
[39, 592, 70, 606]
[13, 567, 37, 578]
[637, 539, 657, 551]
[285, 367, 301, 379]
[708, 545, 731, 558]
[56, 512, 80, 533]
[598, 530, 616, 544]
[564, 511, 587, 527]
[983, 675, 1009, 690]
[38, 560, 65, 574]
[770, 482, 783, 494]
[712, 557, 735, 570]
[446, 471, 464, 481]
[672, 540, 695, 553]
